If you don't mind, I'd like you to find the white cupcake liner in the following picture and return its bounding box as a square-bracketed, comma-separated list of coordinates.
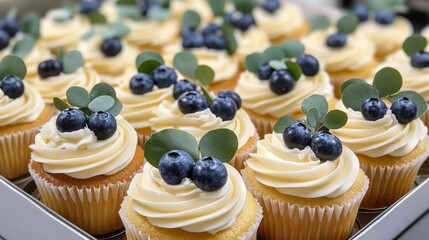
[359, 138, 429, 209]
[229, 134, 259, 171]
[0, 127, 40, 179]
[242, 168, 369, 240]
[419, 106, 429, 133]
[137, 133, 151, 150]
[29, 162, 142, 235]
[119, 195, 263, 240]
[249, 114, 275, 139]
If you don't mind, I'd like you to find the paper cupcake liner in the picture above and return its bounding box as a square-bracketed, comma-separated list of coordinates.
[0, 127, 40, 179]
[137, 133, 151, 150]
[249, 113, 275, 139]
[229, 134, 259, 171]
[119, 196, 263, 240]
[242, 168, 369, 240]
[359, 140, 429, 209]
[419, 106, 429, 134]
[29, 163, 139, 236]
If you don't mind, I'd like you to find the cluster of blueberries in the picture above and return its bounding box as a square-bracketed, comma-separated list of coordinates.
[56, 108, 117, 141]
[0, 76, 25, 99]
[0, 17, 20, 51]
[257, 54, 320, 95]
[158, 150, 228, 192]
[361, 97, 418, 124]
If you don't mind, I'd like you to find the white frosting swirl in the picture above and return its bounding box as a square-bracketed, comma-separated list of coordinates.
[149, 100, 255, 149]
[246, 132, 359, 198]
[301, 28, 375, 72]
[332, 101, 427, 158]
[125, 18, 180, 48]
[128, 163, 247, 234]
[0, 82, 45, 127]
[30, 115, 137, 179]
[235, 27, 270, 63]
[235, 70, 333, 118]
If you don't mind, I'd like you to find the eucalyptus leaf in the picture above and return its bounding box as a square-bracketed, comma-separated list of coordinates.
[273, 115, 298, 133]
[285, 61, 302, 81]
[136, 51, 164, 69]
[66, 86, 90, 108]
[366, 0, 408, 12]
[262, 46, 285, 62]
[342, 82, 379, 111]
[12, 34, 35, 58]
[118, 5, 142, 20]
[173, 51, 198, 77]
[89, 83, 117, 101]
[282, 41, 305, 58]
[147, 6, 170, 20]
[245, 53, 264, 73]
[182, 10, 201, 29]
[117, 0, 136, 4]
[222, 23, 237, 55]
[138, 59, 162, 74]
[310, 15, 330, 31]
[101, 22, 130, 39]
[56, 48, 65, 62]
[199, 129, 238, 163]
[323, 110, 348, 130]
[6, 8, 18, 20]
[88, 11, 107, 24]
[88, 95, 115, 112]
[195, 65, 215, 86]
[63, 50, 84, 74]
[307, 108, 320, 128]
[373, 67, 402, 98]
[53, 8, 74, 22]
[21, 13, 40, 39]
[402, 34, 427, 57]
[53, 97, 70, 111]
[340, 78, 366, 95]
[232, 0, 256, 14]
[201, 87, 213, 105]
[80, 107, 92, 116]
[302, 94, 328, 118]
[388, 91, 427, 118]
[0, 55, 27, 79]
[81, 27, 96, 41]
[268, 60, 286, 70]
[337, 13, 359, 34]
[144, 129, 200, 167]
[107, 100, 123, 116]
[207, 0, 225, 16]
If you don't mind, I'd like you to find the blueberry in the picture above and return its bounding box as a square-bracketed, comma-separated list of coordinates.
[326, 32, 347, 48]
[257, 63, 275, 80]
[361, 98, 387, 121]
[152, 65, 177, 88]
[352, 4, 369, 22]
[182, 28, 205, 48]
[232, 13, 255, 31]
[177, 90, 208, 114]
[0, 19, 20, 38]
[129, 73, 154, 95]
[411, 51, 429, 69]
[173, 79, 196, 100]
[101, 37, 122, 57]
[391, 97, 418, 124]
[0, 30, 10, 50]
[310, 131, 342, 161]
[80, 0, 101, 14]
[210, 97, 237, 121]
[269, 69, 295, 95]
[283, 122, 312, 150]
[56, 108, 87, 133]
[159, 150, 195, 185]
[38, 59, 63, 79]
[87, 112, 117, 140]
[202, 23, 221, 37]
[139, 0, 154, 16]
[204, 34, 227, 50]
[218, 90, 241, 109]
[192, 156, 227, 191]
[261, 0, 280, 13]
[374, 10, 395, 25]
[0, 76, 24, 99]
[296, 54, 320, 76]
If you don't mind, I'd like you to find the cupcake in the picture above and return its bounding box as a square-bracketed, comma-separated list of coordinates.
[0, 55, 51, 179]
[333, 67, 429, 209]
[353, 5, 413, 60]
[119, 128, 262, 240]
[29, 83, 144, 235]
[242, 95, 369, 240]
[302, 14, 377, 98]
[253, 0, 309, 44]
[27, 50, 101, 104]
[77, 22, 138, 86]
[377, 35, 429, 128]
[236, 41, 334, 137]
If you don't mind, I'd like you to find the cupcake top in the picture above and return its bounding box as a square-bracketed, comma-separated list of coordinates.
[246, 94, 358, 198]
[0, 55, 45, 126]
[31, 83, 138, 179]
[170, 0, 213, 24]
[302, 14, 375, 72]
[129, 129, 246, 234]
[333, 67, 428, 158]
[236, 41, 333, 118]
[27, 50, 101, 104]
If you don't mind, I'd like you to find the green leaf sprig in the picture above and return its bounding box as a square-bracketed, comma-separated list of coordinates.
[309, 15, 330, 31]
[61, 50, 84, 74]
[52, 4, 79, 22]
[144, 128, 238, 168]
[53, 83, 123, 117]
[12, 12, 41, 58]
[341, 67, 427, 119]
[402, 34, 427, 57]
[0, 55, 27, 80]
[116, 0, 171, 21]
[309, 13, 358, 35]
[273, 94, 348, 134]
[365, 0, 408, 13]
